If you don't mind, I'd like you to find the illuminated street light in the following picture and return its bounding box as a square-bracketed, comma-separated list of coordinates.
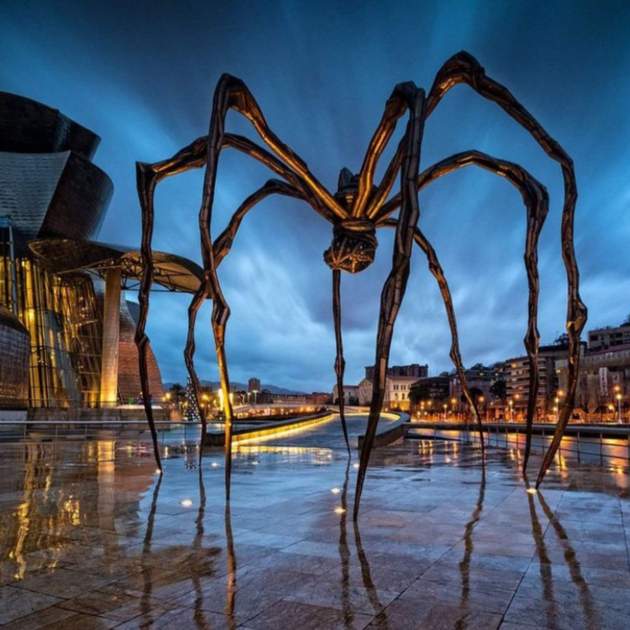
[615, 392, 623, 424]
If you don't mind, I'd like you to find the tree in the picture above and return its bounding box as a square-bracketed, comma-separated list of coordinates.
[490, 379, 507, 400]
[409, 383, 431, 405]
[554, 332, 569, 345]
[462, 387, 484, 404]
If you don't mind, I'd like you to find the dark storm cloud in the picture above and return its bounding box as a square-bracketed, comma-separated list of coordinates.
[2, 0, 630, 391]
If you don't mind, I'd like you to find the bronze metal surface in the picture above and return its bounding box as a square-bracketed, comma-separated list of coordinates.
[135, 52, 585, 512]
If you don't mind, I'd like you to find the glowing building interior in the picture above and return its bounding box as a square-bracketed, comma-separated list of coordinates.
[0, 92, 202, 413]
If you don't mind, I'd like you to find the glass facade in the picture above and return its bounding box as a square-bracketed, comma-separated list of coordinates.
[0, 230, 102, 407]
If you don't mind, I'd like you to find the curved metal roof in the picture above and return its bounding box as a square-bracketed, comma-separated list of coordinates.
[28, 238, 203, 293]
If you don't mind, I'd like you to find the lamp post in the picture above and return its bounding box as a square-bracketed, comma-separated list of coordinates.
[478, 395, 485, 422]
[616, 393, 623, 424]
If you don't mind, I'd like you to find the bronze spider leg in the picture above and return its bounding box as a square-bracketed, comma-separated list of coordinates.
[136, 136, 208, 472]
[200, 73, 353, 499]
[136, 130, 322, 472]
[213, 181, 352, 453]
[381, 218, 485, 453]
[378, 151, 549, 466]
[424, 51, 587, 486]
[353, 89, 418, 218]
[354, 84, 425, 520]
[332, 270, 351, 453]
[187, 176, 303, 459]
[332, 84, 428, 453]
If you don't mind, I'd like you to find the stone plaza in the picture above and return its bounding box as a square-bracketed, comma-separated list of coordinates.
[1, 416, 629, 629]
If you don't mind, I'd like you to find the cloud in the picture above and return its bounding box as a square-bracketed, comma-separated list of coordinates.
[3, 0, 630, 391]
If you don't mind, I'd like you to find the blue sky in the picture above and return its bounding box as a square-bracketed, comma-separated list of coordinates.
[2, 0, 630, 391]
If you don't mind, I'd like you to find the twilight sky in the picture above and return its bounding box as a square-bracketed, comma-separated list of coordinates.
[2, 1, 630, 392]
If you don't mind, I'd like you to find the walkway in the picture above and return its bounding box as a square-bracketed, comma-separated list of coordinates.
[0, 416, 628, 628]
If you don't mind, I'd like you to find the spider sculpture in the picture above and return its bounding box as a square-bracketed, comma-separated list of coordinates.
[135, 51, 587, 518]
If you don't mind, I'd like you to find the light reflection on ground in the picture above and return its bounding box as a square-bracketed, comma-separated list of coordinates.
[0, 414, 628, 628]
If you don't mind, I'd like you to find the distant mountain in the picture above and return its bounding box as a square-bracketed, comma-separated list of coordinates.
[163, 380, 306, 395]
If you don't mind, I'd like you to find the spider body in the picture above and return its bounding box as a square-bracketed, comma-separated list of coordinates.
[135, 52, 586, 518]
[324, 219, 378, 273]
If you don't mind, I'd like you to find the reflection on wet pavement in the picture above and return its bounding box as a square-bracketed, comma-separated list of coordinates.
[0, 415, 629, 628]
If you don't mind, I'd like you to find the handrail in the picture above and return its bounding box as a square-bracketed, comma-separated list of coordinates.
[407, 423, 630, 464]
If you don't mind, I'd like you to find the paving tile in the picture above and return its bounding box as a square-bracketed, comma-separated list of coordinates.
[1, 425, 630, 629]
[12, 566, 116, 599]
[367, 598, 503, 629]
[0, 585, 61, 625]
[245, 599, 373, 629]
[0, 605, 76, 629]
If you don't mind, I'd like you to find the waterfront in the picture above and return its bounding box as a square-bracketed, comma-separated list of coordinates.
[0, 415, 629, 628]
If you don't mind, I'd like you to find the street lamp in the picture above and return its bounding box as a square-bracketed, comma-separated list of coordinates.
[478, 395, 485, 421]
[615, 393, 623, 424]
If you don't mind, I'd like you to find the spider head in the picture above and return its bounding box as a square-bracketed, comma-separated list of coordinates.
[323, 219, 377, 274]
[334, 167, 360, 209]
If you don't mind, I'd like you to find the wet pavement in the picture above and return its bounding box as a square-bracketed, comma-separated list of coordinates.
[0, 415, 629, 629]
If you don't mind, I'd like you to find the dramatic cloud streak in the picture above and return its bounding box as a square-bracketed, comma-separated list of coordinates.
[2, 0, 629, 391]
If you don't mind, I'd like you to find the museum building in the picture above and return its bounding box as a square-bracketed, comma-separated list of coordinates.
[0, 92, 202, 412]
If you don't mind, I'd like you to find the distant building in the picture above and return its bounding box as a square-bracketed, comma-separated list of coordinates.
[557, 342, 630, 418]
[504, 342, 576, 418]
[307, 392, 331, 405]
[364, 363, 428, 380]
[411, 375, 450, 401]
[357, 378, 373, 405]
[332, 384, 360, 405]
[333, 371, 427, 411]
[248, 377, 261, 393]
[449, 363, 499, 402]
[385, 375, 421, 410]
[588, 323, 630, 351]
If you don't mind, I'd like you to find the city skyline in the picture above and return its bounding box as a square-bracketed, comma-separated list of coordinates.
[3, 1, 630, 391]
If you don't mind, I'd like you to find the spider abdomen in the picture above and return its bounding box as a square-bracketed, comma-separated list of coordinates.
[323, 219, 377, 273]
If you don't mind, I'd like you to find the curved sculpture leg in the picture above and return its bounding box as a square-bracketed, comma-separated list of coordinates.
[186, 179, 304, 456]
[213, 179, 304, 265]
[353, 87, 416, 218]
[135, 138, 208, 471]
[136, 163, 162, 471]
[378, 151, 549, 470]
[332, 270, 351, 454]
[136, 135, 313, 469]
[381, 217, 485, 452]
[199, 71, 362, 499]
[137, 139, 308, 473]
[353, 85, 425, 520]
[210, 75, 346, 220]
[423, 51, 586, 485]
[522, 208, 545, 474]
[413, 226, 485, 454]
[184, 283, 210, 451]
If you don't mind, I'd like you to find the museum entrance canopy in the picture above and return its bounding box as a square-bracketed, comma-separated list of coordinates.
[28, 238, 203, 293]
